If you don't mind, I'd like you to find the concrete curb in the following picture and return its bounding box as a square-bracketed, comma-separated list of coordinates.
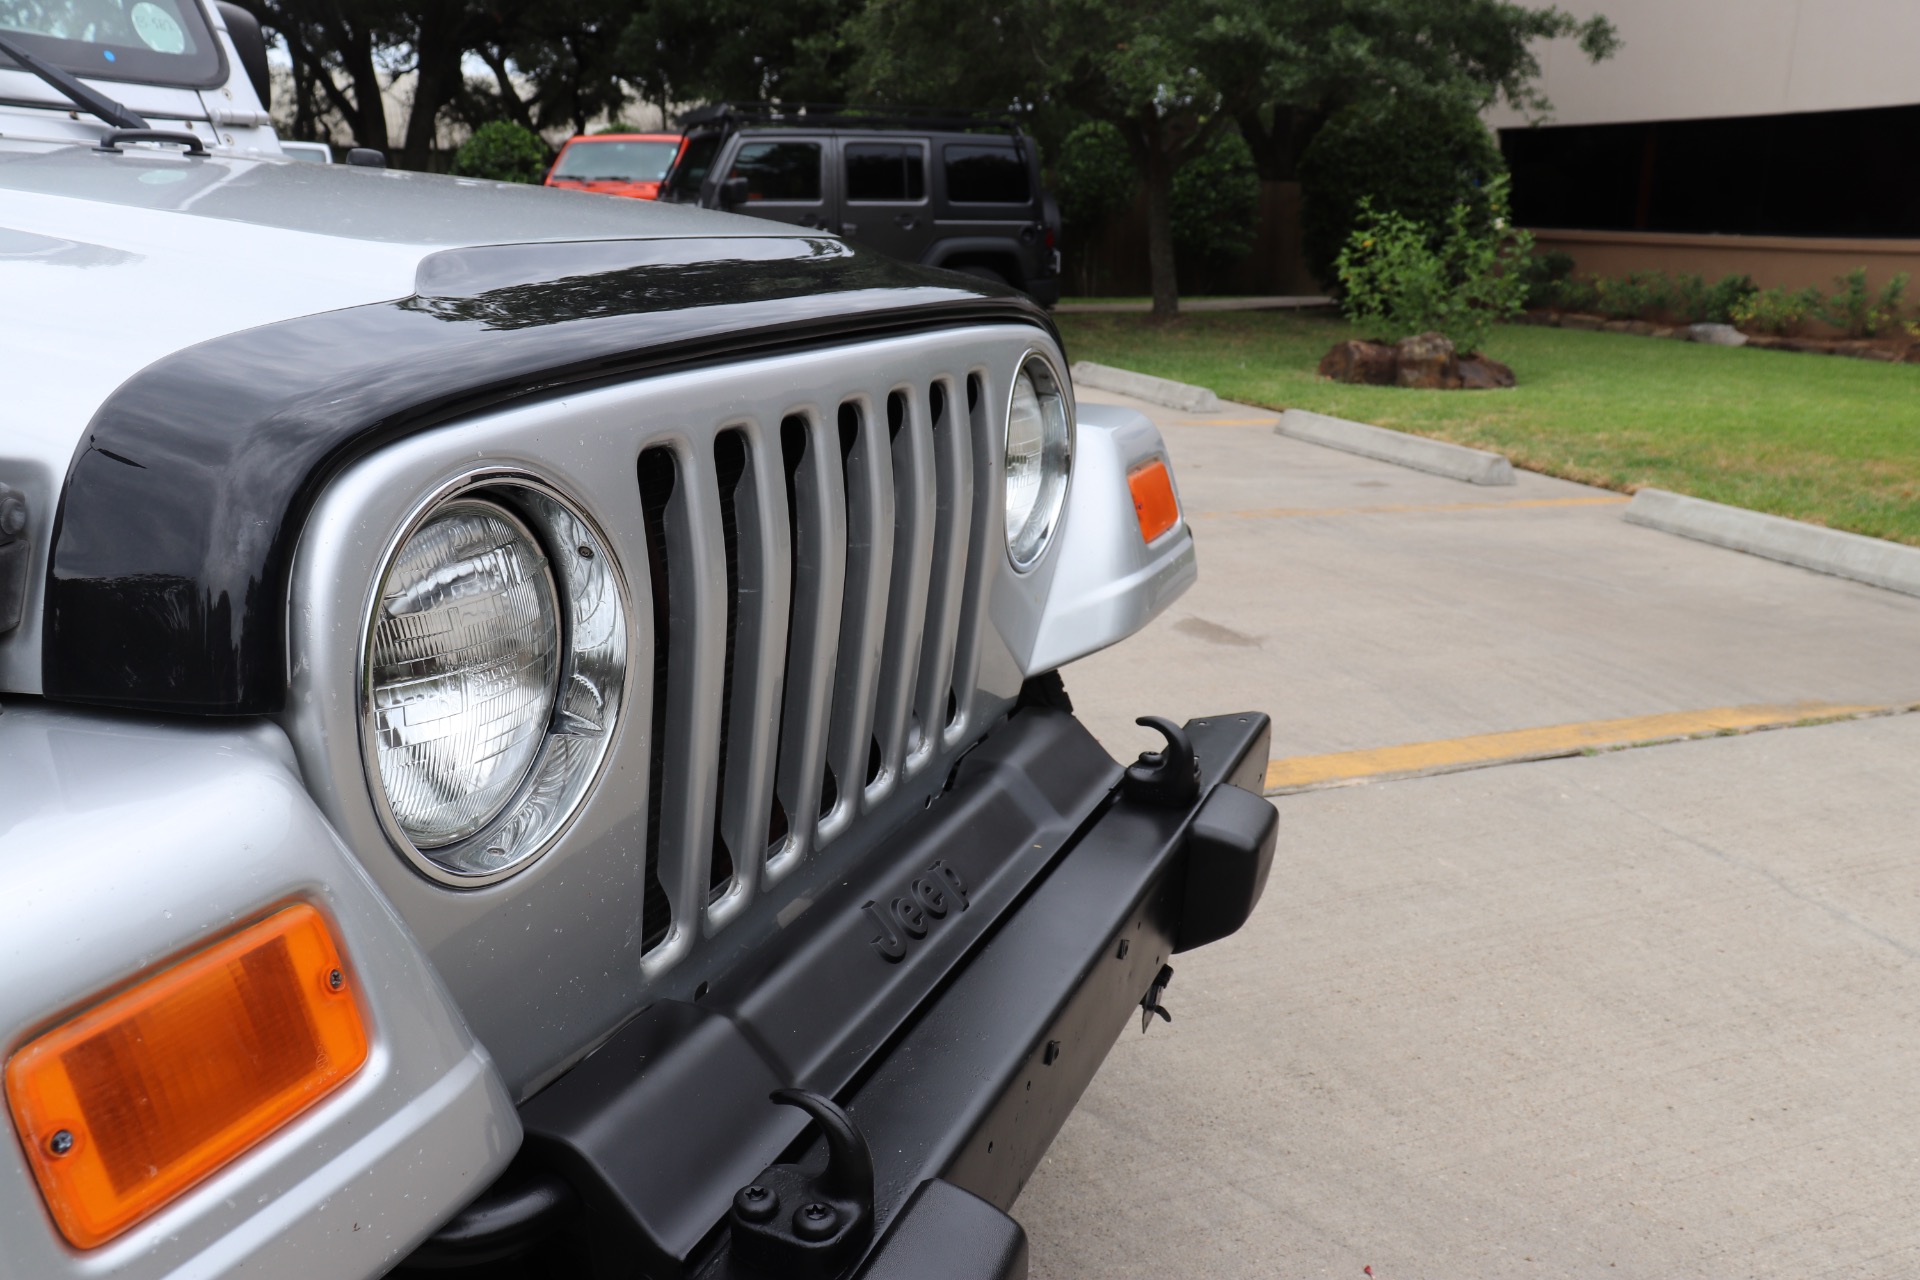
[1070, 361, 1221, 414]
[1276, 409, 1516, 486]
[1625, 488, 1920, 598]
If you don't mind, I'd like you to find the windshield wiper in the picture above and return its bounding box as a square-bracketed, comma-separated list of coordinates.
[0, 29, 147, 129]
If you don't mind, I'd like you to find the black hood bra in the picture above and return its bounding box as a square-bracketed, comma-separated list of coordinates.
[43, 236, 1054, 714]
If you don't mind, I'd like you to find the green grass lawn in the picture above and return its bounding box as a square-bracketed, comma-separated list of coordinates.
[1058, 312, 1920, 545]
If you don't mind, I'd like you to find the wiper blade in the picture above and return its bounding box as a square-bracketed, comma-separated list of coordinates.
[0, 28, 147, 130]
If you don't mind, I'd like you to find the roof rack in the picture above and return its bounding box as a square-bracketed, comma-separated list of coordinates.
[676, 101, 1027, 137]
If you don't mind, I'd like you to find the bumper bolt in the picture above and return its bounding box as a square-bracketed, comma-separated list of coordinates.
[327, 968, 345, 992]
[794, 1201, 839, 1240]
[48, 1130, 73, 1157]
[734, 1183, 778, 1223]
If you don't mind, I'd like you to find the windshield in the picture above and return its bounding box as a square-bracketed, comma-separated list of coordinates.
[552, 139, 679, 183]
[661, 131, 722, 201]
[0, 0, 222, 86]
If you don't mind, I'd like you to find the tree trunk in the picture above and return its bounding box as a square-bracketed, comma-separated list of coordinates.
[1142, 124, 1180, 320]
[401, 39, 462, 171]
[317, 20, 388, 153]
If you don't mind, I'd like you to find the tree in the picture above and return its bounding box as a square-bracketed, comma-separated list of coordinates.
[244, 0, 634, 165]
[615, 0, 853, 114]
[1297, 93, 1507, 287]
[845, 0, 1616, 318]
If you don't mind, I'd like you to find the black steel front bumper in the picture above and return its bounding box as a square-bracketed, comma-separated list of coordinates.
[403, 707, 1275, 1280]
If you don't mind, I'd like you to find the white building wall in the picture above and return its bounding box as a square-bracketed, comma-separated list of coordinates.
[1487, 0, 1920, 129]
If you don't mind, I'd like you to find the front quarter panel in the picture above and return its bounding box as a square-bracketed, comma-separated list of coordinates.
[1010, 402, 1197, 673]
[0, 701, 516, 1280]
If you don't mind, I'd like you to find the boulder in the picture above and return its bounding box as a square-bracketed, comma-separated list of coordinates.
[1317, 340, 1398, 386]
[1560, 314, 1605, 331]
[1457, 355, 1517, 390]
[1688, 322, 1748, 346]
[1394, 331, 1460, 389]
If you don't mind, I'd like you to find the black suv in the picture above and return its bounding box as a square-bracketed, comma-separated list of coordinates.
[661, 104, 1063, 306]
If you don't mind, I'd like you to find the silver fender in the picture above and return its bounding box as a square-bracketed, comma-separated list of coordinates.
[0, 702, 517, 1280]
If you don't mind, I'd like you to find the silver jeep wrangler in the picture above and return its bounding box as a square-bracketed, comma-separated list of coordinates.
[0, 4, 1277, 1277]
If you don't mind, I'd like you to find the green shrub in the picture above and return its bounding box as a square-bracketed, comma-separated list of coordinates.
[1333, 175, 1532, 353]
[1299, 95, 1506, 290]
[1822, 267, 1909, 338]
[1054, 120, 1136, 236]
[1519, 249, 1575, 309]
[1691, 273, 1758, 324]
[1731, 285, 1825, 336]
[451, 120, 550, 184]
[1533, 268, 1753, 323]
[1172, 128, 1262, 265]
[1591, 271, 1662, 320]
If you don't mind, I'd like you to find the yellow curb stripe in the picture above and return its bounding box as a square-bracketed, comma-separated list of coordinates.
[1265, 701, 1902, 794]
[1199, 495, 1629, 521]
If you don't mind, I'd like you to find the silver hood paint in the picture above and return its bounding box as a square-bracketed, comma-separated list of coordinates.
[0, 142, 787, 694]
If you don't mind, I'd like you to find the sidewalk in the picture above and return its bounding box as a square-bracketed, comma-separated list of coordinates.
[1021, 384, 1920, 1278]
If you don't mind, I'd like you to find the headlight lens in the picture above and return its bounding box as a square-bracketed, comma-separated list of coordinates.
[363, 481, 629, 883]
[368, 499, 561, 848]
[1004, 356, 1072, 569]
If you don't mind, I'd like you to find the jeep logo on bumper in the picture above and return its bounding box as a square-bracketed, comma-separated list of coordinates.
[863, 860, 969, 962]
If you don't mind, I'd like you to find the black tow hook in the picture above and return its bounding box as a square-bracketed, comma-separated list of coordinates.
[1141, 964, 1176, 1033]
[729, 1089, 876, 1279]
[1122, 716, 1200, 808]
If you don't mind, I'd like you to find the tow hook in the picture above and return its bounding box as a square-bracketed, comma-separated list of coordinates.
[729, 1089, 876, 1279]
[1141, 964, 1175, 1033]
[1123, 716, 1200, 808]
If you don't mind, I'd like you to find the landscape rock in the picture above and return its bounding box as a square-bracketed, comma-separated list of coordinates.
[1394, 331, 1461, 389]
[1317, 340, 1399, 386]
[1560, 314, 1604, 331]
[1688, 322, 1748, 346]
[1457, 355, 1517, 390]
[1604, 320, 1636, 334]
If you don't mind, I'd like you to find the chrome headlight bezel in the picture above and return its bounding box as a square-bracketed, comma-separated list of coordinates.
[357, 471, 630, 888]
[1002, 351, 1074, 572]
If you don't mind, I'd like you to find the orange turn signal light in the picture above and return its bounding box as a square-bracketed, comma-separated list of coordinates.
[4, 904, 368, 1248]
[1128, 457, 1181, 544]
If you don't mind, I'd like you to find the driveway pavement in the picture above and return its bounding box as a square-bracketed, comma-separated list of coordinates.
[1021, 387, 1920, 1277]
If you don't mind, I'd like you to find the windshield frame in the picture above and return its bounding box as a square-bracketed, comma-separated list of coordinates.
[0, 0, 227, 89]
[661, 129, 723, 202]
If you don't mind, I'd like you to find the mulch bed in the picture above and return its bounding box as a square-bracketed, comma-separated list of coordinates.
[1515, 311, 1920, 364]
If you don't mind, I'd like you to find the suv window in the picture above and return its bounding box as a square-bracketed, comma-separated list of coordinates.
[845, 143, 926, 203]
[731, 141, 822, 202]
[942, 144, 1030, 205]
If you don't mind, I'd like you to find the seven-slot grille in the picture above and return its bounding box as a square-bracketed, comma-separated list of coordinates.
[631, 373, 996, 952]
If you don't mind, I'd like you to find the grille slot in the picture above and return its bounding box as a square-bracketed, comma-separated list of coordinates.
[635, 365, 999, 956]
[635, 447, 676, 951]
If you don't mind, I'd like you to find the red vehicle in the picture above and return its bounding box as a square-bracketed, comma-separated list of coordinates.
[544, 132, 684, 199]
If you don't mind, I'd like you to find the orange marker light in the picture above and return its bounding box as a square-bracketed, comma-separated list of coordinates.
[1128, 457, 1181, 543]
[5, 904, 368, 1248]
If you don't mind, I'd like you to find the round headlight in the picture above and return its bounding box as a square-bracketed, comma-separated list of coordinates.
[1004, 356, 1072, 570]
[368, 499, 561, 848]
[363, 480, 629, 883]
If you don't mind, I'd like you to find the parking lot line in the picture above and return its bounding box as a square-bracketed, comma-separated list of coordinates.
[1198, 494, 1631, 521]
[1264, 700, 1909, 793]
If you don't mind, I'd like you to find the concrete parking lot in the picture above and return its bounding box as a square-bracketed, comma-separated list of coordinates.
[1023, 387, 1920, 1278]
